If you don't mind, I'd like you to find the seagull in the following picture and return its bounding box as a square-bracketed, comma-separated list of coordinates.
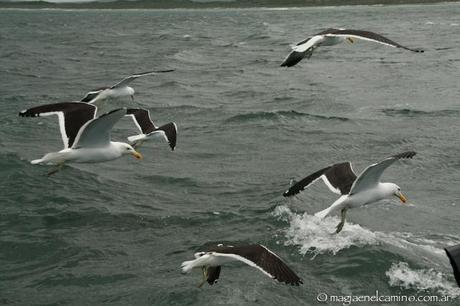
[125, 108, 177, 151]
[80, 69, 175, 104]
[281, 28, 424, 67]
[181, 244, 302, 287]
[283, 152, 416, 233]
[19, 102, 143, 175]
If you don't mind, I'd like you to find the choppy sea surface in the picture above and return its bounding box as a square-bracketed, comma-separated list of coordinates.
[1, 3, 460, 305]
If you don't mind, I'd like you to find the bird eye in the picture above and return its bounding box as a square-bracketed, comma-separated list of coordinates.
[126, 147, 130, 151]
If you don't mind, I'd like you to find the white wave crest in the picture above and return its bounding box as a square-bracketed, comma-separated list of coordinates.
[272, 205, 459, 263]
[386, 262, 460, 297]
[273, 205, 379, 256]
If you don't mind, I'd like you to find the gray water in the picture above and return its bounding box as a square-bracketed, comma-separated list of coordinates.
[1, 3, 460, 305]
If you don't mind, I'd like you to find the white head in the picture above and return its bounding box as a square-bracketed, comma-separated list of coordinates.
[381, 182, 407, 204]
[115, 142, 143, 160]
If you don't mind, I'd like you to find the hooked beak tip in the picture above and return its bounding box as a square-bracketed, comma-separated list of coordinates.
[397, 193, 407, 204]
[132, 151, 143, 160]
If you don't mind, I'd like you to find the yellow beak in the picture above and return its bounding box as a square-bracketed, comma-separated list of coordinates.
[396, 192, 407, 204]
[346, 37, 355, 44]
[132, 151, 143, 160]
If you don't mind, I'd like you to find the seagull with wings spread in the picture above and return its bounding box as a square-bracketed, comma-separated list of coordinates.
[281, 28, 424, 67]
[283, 152, 416, 233]
[80, 70, 175, 104]
[19, 102, 143, 175]
[181, 244, 302, 287]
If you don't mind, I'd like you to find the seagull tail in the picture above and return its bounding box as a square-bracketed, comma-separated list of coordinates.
[127, 134, 147, 143]
[31, 152, 64, 165]
[314, 206, 334, 219]
[181, 259, 199, 274]
[31, 158, 44, 165]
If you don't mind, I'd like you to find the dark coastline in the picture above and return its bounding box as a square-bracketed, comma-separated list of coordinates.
[0, 0, 459, 9]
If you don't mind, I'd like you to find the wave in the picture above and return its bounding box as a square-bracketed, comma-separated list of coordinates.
[225, 110, 349, 124]
[382, 108, 460, 118]
[273, 205, 378, 256]
[272, 205, 458, 263]
[273, 205, 460, 295]
[386, 262, 460, 297]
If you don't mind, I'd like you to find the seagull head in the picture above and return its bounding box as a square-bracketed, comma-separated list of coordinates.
[389, 183, 407, 204]
[118, 142, 143, 160]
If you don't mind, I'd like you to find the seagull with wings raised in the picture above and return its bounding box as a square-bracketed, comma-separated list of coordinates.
[281, 28, 424, 67]
[19, 102, 143, 175]
[80, 69, 175, 104]
[283, 152, 416, 233]
[181, 244, 302, 287]
[125, 108, 177, 150]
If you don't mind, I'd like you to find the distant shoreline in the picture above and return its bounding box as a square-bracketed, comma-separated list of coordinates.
[0, 0, 459, 10]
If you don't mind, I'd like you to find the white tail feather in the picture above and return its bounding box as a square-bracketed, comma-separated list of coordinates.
[30, 152, 64, 165]
[181, 259, 198, 274]
[315, 207, 333, 219]
[127, 134, 146, 143]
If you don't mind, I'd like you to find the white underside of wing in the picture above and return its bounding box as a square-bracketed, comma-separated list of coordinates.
[36, 111, 69, 149]
[126, 114, 143, 133]
[292, 35, 324, 52]
[320, 175, 342, 195]
[212, 253, 275, 279]
[325, 34, 397, 48]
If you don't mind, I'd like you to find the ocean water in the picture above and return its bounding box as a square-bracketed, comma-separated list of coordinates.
[1, 3, 460, 305]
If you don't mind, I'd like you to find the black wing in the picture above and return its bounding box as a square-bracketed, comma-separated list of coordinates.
[126, 108, 156, 134]
[445, 244, 460, 287]
[283, 162, 357, 197]
[208, 244, 302, 286]
[126, 108, 177, 151]
[205, 266, 221, 285]
[80, 87, 107, 103]
[327, 29, 424, 53]
[19, 102, 97, 149]
[154, 122, 177, 151]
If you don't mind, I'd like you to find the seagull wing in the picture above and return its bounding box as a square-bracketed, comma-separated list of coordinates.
[80, 88, 107, 103]
[291, 35, 324, 53]
[72, 108, 126, 148]
[111, 69, 175, 89]
[283, 162, 357, 197]
[325, 29, 424, 52]
[19, 102, 97, 149]
[349, 151, 417, 195]
[126, 108, 157, 134]
[208, 244, 302, 286]
[205, 266, 221, 285]
[126, 108, 178, 151]
[281, 35, 324, 67]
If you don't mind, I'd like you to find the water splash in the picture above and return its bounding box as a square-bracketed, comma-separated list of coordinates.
[273, 205, 457, 264]
[386, 262, 460, 297]
[273, 205, 379, 256]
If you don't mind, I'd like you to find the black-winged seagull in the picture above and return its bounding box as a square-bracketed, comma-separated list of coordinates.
[19, 102, 143, 175]
[181, 244, 302, 287]
[283, 152, 416, 233]
[281, 28, 424, 67]
[125, 108, 177, 150]
[80, 69, 175, 104]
